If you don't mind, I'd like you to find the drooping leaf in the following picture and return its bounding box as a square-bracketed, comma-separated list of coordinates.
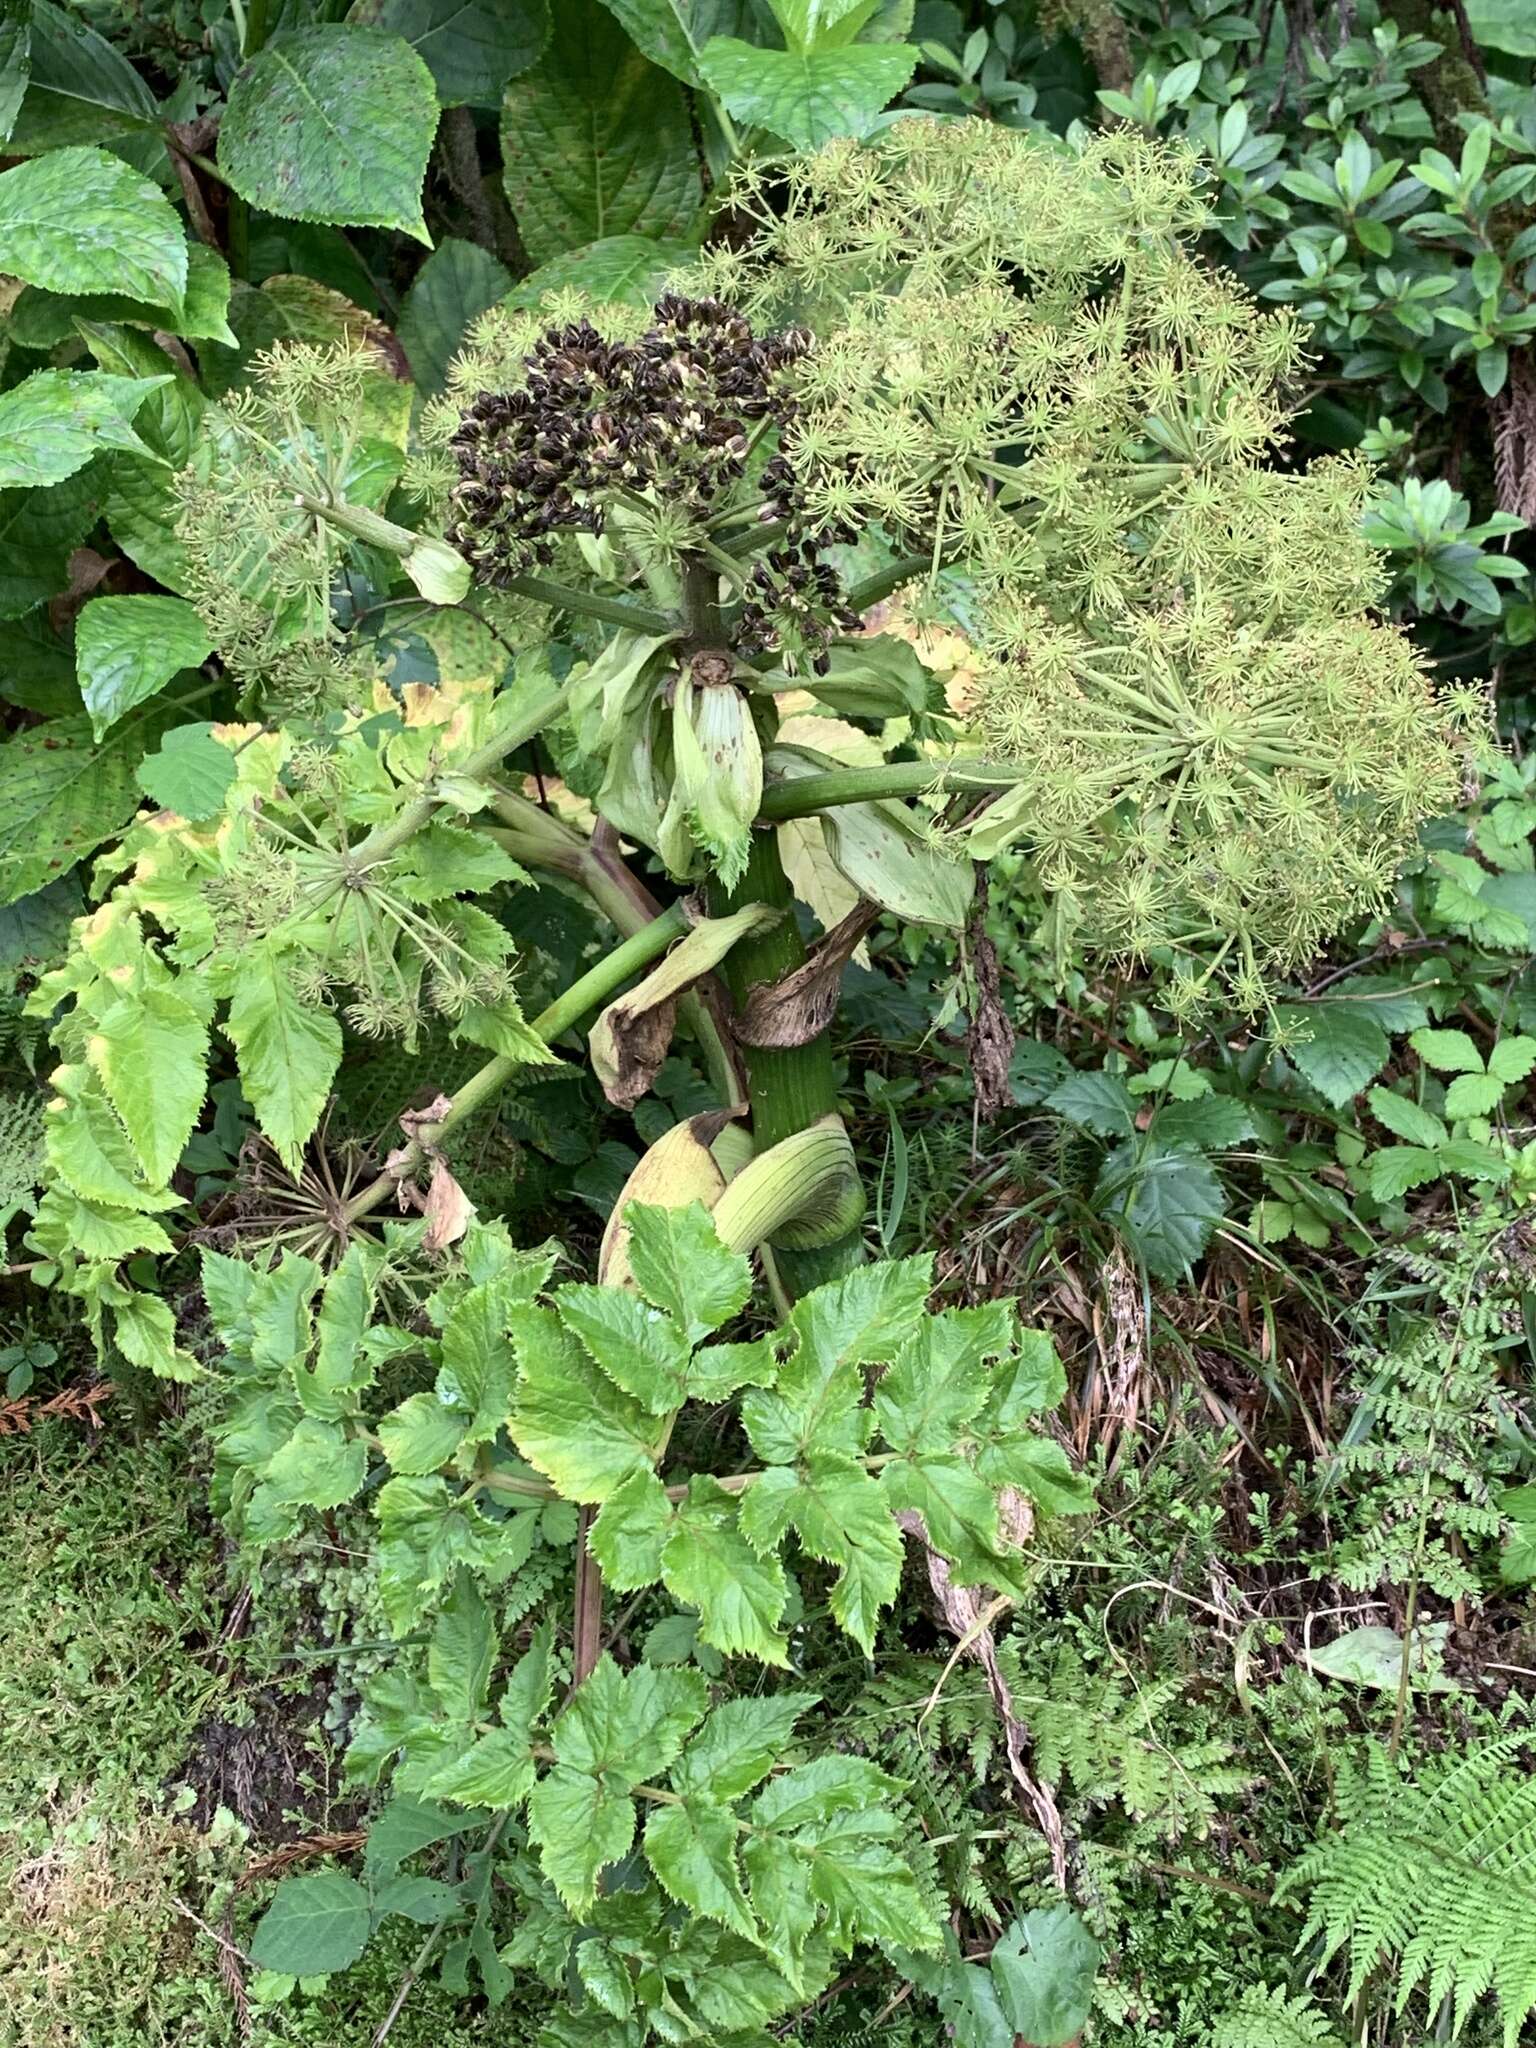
[0, 369, 167, 490]
[224, 941, 343, 1175]
[9, 0, 157, 153]
[696, 36, 917, 152]
[428, 1574, 498, 1722]
[506, 232, 694, 312]
[249, 1872, 372, 1977]
[75, 594, 211, 741]
[396, 237, 512, 397]
[587, 1465, 674, 1589]
[1096, 1143, 1227, 1279]
[593, 0, 754, 85]
[221, 26, 439, 244]
[0, 146, 188, 319]
[350, 0, 550, 103]
[261, 1417, 369, 1510]
[645, 1799, 756, 1937]
[0, 0, 29, 142]
[500, 0, 701, 265]
[527, 1764, 636, 1910]
[87, 983, 209, 1187]
[7, 243, 238, 351]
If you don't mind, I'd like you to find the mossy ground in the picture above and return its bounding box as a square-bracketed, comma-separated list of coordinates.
[0, 1414, 485, 2048]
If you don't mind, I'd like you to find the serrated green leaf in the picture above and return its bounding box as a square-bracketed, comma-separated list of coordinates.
[262, 1417, 368, 1509]
[1408, 1025, 1484, 1074]
[1367, 1144, 1443, 1200]
[500, 0, 701, 265]
[425, 1724, 535, 1808]
[396, 237, 512, 397]
[87, 982, 208, 1187]
[372, 1873, 464, 1924]
[742, 1257, 931, 1464]
[1278, 1004, 1391, 1107]
[1044, 1069, 1135, 1138]
[574, 1940, 633, 2018]
[624, 1199, 753, 1345]
[0, 0, 29, 144]
[350, 0, 549, 104]
[249, 1872, 371, 1977]
[436, 1273, 519, 1445]
[7, 243, 237, 352]
[644, 1799, 755, 1937]
[594, 0, 753, 85]
[980, 1433, 1093, 1516]
[221, 27, 439, 244]
[0, 146, 187, 319]
[44, 1065, 181, 1213]
[223, 939, 343, 1178]
[528, 1764, 636, 1911]
[363, 1795, 479, 1878]
[0, 369, 166, 490]
[1098, 1143, 1226, 1279]
[28, 1185, 175, 1264]
[670, 1692, 817, 1803]
[135, 723, 237, 820]
[1367, 1086, 1447, 1150]
[697, 36, 917, 152]
[552, 1655, 708, 1782]
[790, 1805, 940, 1950]
[375, 1472, 539, 1632]
[587, 1465, 673, 1590]
[556, 1282, 692, 1414]
[113, 1289, 200, 1381]
[0, 705, 172, 903]
[509, 1301, 663, 1502]
[1444, 1070, 1506, 1118]
[9, 0, 156, 152]
[506, 232, 694, 312]
[753, 1754, 902, 1832]
[75, 594, 211, 742]
[429, 1573, 497, 1721]
[873, 1303, 1012, 1452]
[662, 1477, 790, 1664]
[882, 1451, 1003, 1583]
[738, 1453, 901, 1654]
[1489, 1035, 1536, 1084]
[1151, 1096, 1256, 1152]
[378, 1391, 466, 1473]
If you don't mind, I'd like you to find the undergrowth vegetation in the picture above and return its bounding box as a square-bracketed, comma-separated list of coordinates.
[2, 2, 1536, 2045]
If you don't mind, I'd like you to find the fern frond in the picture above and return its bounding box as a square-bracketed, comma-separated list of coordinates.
[1208, 1985, 1343, 2048]
[1281, 1737, 1536, 2048]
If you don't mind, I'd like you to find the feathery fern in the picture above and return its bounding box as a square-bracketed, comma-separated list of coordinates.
[1208, 1986, 1344, 2048]
[1280, 1736, 1536, 2047]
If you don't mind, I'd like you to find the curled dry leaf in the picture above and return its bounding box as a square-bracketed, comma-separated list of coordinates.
[735, 900, 880, 1048]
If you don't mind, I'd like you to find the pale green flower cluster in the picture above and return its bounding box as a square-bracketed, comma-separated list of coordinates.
[692, 118, 1484, 1007]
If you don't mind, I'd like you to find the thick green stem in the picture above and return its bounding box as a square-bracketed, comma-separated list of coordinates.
[502, 572, 674, 636]
[709, 830, 861, 1290]
[759, 760, 1022, 821]
[343, 902, 690, 1224]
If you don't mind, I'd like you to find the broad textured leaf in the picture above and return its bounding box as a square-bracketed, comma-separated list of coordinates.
[792, 1806, 940, 1950]
[882, 1452, 1004, 1583]
[351, 0, 549, 102]
[990, 1907, 1102, 2047]
[587, 1465, 673, 1589]
[249, 1872, 371, 1976]
[1467, 0, 1536, 56]
[396, 237, 511, 396]
[645, 1800, 755, 1937]
[262, 1417, 368, 1509]
[670, 1692, 816, 1802]
[0, 146, 187, 318]
[0, 0, 28, 142]
[224, 941, 342, 1175]
[221, 27, 439, 244]
[426, 1725, 536, 1808]
[557, 1283, 692, 1413]
[87, 983, 209, 1186]
[1408, 1025, 1484, 1074]
[594, 0, 754, 85]
[114, 1290, 199, 1381]
[527, 1763, 635, 1909]
[1367, 1086, 1446, 1150]
[662, 1477, 790, 1664]
[437, 1275, 519, 1444]
[375, 1472, 539, 1631]
[8, 243, 237, 351]
[738, 1454, 901, 1653]
[754, 1754, 902, 1831]
[509, 1302, 663, 1501]
[9, 1, 157, 152]
[76, 594, 211, 741]
[506, 232, 693, 311]
[1444, 1070, 1506, 1118]
[1097, 1143, 1226, 1279]
[697, 37, 917, 152]
[742, 1257, 931, 1463]
[135, 723, 237, 820]
[1045, 1069, 1135, 1137]
[1277, 1004, 1390, 1107]
[45, 1065, 180, 1213]
[624, 1199, 752, 1345]
[1151, 1096, 1257, 1151]
[363, 1795, 478, 1878]
[500, 0, 701, 265]
[0, 369, 166, 490]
